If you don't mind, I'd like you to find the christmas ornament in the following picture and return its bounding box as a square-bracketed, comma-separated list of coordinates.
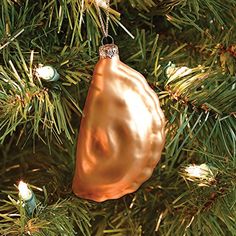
[36, 65, 59, 82]
[72, 0, 165, 202]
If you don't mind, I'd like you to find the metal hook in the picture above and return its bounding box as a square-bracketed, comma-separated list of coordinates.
[101, 35, 114, 45]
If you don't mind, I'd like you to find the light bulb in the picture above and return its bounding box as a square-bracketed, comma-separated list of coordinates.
[18, 181, 32, 201]
[36, 65, 59, 82]
[184, 164, 215, 182]
[95, 0, 107, 8]
[18, 181, 37, 216]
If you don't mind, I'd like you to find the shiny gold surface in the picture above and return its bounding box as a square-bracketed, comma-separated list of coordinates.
[72, 44, 165, 202]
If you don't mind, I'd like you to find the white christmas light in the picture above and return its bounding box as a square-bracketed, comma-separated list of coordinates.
[18, 181, 37, 216]
[165, 62, 193, 82]
[184, 164, 215, 185]
[18, 181, 32, 201]
[185, 165, 205, 178]
[95, 0, 108, 8]
[36, 65, 59, 82]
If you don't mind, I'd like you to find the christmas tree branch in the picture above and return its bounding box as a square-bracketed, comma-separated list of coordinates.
[0, 139, 92, 236]
[0, 41, 96, 144]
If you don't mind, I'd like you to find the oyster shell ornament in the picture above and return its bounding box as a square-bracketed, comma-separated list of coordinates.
[72, 43, 166, 202]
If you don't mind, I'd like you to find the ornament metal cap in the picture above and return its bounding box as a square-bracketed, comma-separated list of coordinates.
[99, 44, 119, 59]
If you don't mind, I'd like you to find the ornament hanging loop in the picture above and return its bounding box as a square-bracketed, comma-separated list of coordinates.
[101, 35, 114, 45]
[94, 0, 110, 38]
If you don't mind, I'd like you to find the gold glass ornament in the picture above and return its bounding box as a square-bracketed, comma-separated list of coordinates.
[72, 44, 166, 202]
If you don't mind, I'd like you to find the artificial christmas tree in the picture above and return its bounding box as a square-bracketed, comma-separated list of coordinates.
[0, 0, 236, 235]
